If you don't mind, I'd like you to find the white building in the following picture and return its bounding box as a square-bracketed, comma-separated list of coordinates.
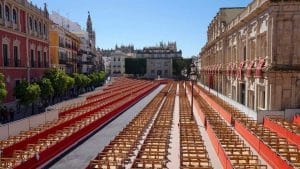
[136, 42, 182, 78]
[110, 50, 135, 76]
[50, 11, 82, 32]
[102, 56, 111, 74]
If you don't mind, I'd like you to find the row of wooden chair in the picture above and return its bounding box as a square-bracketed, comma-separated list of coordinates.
[132, 83, 177, 169]
[193, 86, 267, 169]
[0, 80, 151, 152]
[87, 83, 173, 169]
[196, 84, 300, 168]
[60, 81, 153, 116]
[178, 83, 213, 169]
[87, 78, 149, 100]
[265, 115, 300, 134]
[0, 79, 157, 168]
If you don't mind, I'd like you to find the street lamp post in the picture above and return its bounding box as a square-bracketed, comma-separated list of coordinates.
[190, 63, 197, 119]
[182, 68, 187, 96]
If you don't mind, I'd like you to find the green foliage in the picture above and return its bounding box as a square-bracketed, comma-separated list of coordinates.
[14, 81, 41, 105]
[0, 73, 7, 102]
[172, 58, 192, 78]
[88, 71, 106, 86]
[14, 80, 29, 105]
[65, 76, 75, 89]
[43, 68, 69, 95]
[73, 73, 90, 88]
[125, 58, 146, 75]
[38, 78, 54, 99]
[26, 83, 41, 105]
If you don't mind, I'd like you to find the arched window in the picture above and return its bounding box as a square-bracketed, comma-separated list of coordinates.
[5, 5, 10, 21]
[29, 17, 33, 30]
[12, 9, 17, 24]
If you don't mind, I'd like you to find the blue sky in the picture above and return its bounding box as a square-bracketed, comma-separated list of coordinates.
[32, 0, 250, 57]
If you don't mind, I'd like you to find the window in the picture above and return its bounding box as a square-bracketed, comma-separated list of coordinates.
[259, 87, 266, 109]
[44, 52, 47, 67]
[43, 24, 46, 35]
[29, 17, 33, 30]
[5, 5, 10, 21]
[12, 9, 17, 24]
[38, 51, 41, 67]
[261, 35, 267, 58]
[34, 19, 37, 31]
[38, 21, 41, 33]
[3, 44, 9, 66]
[151, 70, 155, 74]
[243, 46, 246, 61]
[164, 70, 168, 74]
[0, 4, 2, 19]
[249, 39, 256, 61]
[14, 46, 19, 67]
[31, 49, 35, 67]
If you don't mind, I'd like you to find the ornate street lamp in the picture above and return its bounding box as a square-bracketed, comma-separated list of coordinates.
[190, 63, 197, 119]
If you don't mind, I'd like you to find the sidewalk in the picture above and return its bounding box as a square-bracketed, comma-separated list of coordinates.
[167, 84, 180, 169]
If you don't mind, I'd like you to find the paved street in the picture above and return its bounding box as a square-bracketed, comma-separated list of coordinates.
[49, 85, 164, 169]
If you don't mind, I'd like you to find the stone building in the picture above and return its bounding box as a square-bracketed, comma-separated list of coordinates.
[0, 0, 50, 103]
[199, 0, 300, 112]
[136, 42, 182, 78]
[110, 45, 135, 76]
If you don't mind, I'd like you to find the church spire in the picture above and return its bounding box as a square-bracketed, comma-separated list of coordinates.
[87, 11, 93, 33]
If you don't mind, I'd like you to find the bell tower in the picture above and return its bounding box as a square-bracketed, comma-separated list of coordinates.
[86, 11, 96, 49]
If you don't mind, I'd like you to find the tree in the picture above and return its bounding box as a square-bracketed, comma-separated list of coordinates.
[26, 83, 41, 115]
[44, 68, 69, 101]
[38, 78, 54, 107]
[73, 73, 91, 94]
[14, 81, 41, 115]
[64, 75, 75, 97]
[125, 58, 147, 76]
[14, 80, 29, 105]
[0, 73, 7, 102]
[172, 58, 192, 79]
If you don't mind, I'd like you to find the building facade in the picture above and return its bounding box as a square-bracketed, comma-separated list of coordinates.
[0, 0, 50, 103]
[136, 42, 182, 78]
[110, 45, 135, 76]
[199, 0, 300, 112]
[49, 23, 80, 74]
[50, 11, 99, 74]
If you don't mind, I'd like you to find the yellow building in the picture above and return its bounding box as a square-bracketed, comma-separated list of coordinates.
[49, 23, 80, 74]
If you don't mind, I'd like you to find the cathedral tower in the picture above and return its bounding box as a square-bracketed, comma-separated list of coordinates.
[86, 11, 96, 48]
